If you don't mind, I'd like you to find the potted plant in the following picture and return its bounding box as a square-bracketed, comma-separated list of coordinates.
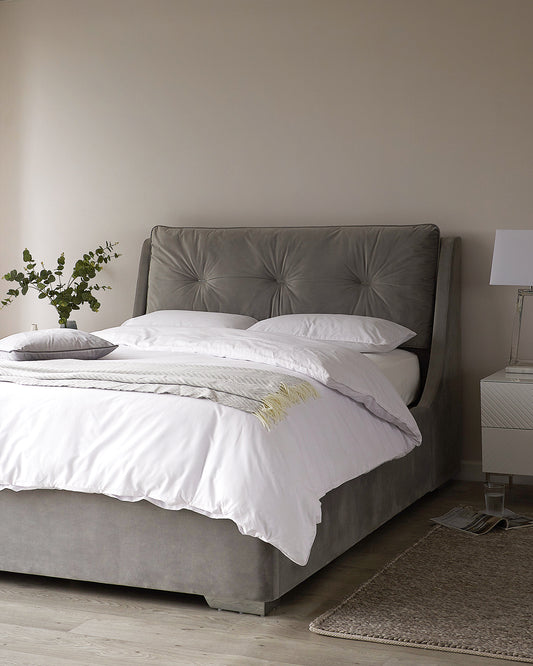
[1, 241, 120, 327]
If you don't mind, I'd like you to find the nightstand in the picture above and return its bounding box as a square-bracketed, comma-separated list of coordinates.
[481, 370, 533, 480]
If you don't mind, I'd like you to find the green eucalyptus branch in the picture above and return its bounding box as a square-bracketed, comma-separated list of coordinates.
[1, 241, 121, 325]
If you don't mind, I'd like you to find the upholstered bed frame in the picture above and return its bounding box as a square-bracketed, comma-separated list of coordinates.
[0, 224, 461, 615]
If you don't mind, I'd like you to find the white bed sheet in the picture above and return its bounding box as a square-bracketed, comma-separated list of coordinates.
[364, 349, 420, 405]
[0, 327, 421, 565]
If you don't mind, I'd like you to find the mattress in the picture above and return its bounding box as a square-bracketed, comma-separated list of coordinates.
[364, 349, 420, 405]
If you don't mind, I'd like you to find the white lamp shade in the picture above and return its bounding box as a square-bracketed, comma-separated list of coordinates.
[490, 230, 533, 286]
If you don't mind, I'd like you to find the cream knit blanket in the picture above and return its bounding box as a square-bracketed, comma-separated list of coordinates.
[0, 360, 319, 430]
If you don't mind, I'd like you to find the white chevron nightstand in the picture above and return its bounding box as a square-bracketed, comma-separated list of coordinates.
[481, 370, 533, 479]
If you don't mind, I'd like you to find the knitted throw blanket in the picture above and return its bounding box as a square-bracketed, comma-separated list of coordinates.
[0, 360, 319, 430]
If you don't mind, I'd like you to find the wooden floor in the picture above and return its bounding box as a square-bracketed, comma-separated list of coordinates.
[0, 480, 531, 665]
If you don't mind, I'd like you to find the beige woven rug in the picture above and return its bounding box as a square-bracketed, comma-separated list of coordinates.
[310, 525, 533, 662]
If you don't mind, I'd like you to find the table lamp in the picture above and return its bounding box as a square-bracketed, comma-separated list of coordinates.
[490, 229, 533, 373]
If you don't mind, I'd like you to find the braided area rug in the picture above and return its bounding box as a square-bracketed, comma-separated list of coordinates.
[310, 525, 533, 662]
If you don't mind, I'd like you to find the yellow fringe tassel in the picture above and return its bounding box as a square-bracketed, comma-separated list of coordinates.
[254, 381, 319, 430]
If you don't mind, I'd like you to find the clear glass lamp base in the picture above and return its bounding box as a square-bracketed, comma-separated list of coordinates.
[505, 288, 533, 373]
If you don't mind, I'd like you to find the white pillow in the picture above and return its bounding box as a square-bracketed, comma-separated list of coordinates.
[249, 314, 416, 352]
[121, 310, 257, 329]
[0, 329, 118, 361]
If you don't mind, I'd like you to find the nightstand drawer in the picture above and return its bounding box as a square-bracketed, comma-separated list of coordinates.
[481, 380, 533, 429]
[482, 427, 533, 475]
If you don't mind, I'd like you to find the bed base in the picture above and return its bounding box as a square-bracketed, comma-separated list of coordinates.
[0, 415, 445, 615]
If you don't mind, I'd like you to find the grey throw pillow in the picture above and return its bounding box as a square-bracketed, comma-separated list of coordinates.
[0, 329, 118, 361]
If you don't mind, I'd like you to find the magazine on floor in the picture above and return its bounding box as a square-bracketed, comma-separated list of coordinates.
[431, 506, 533, 535]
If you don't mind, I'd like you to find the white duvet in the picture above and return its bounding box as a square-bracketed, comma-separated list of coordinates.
[0, 326, 421, 565]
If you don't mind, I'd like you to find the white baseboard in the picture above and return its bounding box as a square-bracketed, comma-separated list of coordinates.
[456, 460, 533, 485]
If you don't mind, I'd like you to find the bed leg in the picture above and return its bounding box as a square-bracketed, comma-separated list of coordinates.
[205, 597, 279, 615]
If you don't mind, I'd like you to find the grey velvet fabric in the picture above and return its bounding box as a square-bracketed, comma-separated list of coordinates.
[0, 227, 461, 615]
[144, 225, 440, 349]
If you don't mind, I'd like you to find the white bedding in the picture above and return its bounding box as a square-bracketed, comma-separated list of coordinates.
[363, 349, 420, 405]
[0, 326, 421, 565]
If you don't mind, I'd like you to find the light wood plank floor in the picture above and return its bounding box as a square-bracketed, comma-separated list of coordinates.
[0, 480, 531, 665]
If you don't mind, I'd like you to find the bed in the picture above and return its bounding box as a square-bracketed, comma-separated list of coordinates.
[0, 224, 461, 615]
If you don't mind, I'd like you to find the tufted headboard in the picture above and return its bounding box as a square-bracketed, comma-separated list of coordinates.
[134, 224, 441, 352]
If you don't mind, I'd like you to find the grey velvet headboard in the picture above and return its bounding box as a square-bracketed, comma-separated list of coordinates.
[134, 224, 440, 352]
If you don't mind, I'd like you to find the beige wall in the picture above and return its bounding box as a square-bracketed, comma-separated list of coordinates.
[1, 0, 533, 466]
